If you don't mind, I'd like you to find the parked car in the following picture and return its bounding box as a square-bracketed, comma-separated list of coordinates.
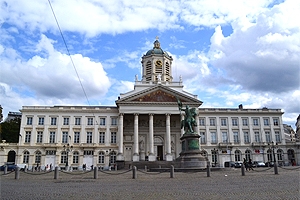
[235, 161, 243, 168]
[224, 161, 235, 167]
[253, 161, 266, 167]
[265, 161, 275, 167]
[0, 164, 17, 171]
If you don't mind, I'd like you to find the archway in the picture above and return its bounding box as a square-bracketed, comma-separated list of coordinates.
[7, 150, 16, 164]
[154, 136, 164, 161]
[287, 149, 295, 165]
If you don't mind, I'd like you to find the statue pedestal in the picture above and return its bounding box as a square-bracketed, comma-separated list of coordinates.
[178, 132, 207, 168]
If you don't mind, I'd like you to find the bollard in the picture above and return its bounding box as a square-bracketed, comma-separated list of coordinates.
[241, 163, 245, 176]
[15, 167, 20, 179]
[94, 167, 98, 179]
[274, 162, 278, 175]
[170, 165, 174, 178]
[3, 165, 7, 175]
[145, 165, 147, 172]
[24, 165, 27, 172]
[54, 166, 59, 179]
[115, 164, 117, 171]
[32, 166, 34, 172]
[206, 163, 211, 177]
[132, 166, 137, 179]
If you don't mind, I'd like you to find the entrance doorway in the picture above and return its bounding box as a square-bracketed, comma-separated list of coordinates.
[7, 150, 16, 164]
[157, 146, 163, 161]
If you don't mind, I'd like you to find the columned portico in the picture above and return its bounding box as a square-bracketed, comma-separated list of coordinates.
[148, 114, 156, 161]
[117, 113, 124, 161]
[165, 114, 172, 161]
[133, 113, 139, 161]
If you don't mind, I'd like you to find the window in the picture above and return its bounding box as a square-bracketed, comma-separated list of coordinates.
[232, 119, 238, 126]
[199, 118, 205, 126]
[254, 132, 260, 142]
[87, 118, 93, 125]
[25, 131, 31, 143]
[209, 118, 215, 126]
[110, 151, 116, 164]
[245, 150, 251, 161]
[275, 131, 281, 143]
[265, 131, 271, 143]
[111, 132, 117, 144]
[98, 152, 105, 164]
[46, 150, 56, 155]
[221, 119, 227, 126]
[234, 150, 242, 161]
[51, 117, 57, 125]
[200, 132, 206, 144]
[37, 131, 43, 143]
[75, 118, 81, 125]
[222, 132, 228, 143]
[212, 150, 218, 165]
[74, 132, 80, 143]
[267, 149, 272, 161]
[84, 150, 94, 155]
[277, 149, 283, 161]
[242, 118, 248, 126]
[62, 132, 68, 143]
[23, 151, 29, 163]
[233, 132, 239, 143]
[211, 132, 217, 143]
[27, 117, 33, 125]
[38, 117, 44, 125]
[49, 131, 56, 143]
[100, 118, 106, 126]
[263, 118, 269, 126]
[273, 118, 279, 126]
[61, 152, 67, 164]
[63, 117, 69, 125]
[111, 118, 117, 126]
[87, 132, 92, 143]
[35, 151, 41, 164]
[244, 131, 250, 143]
[99, 132, 105, 144]
[73, 152, 79, 164]
[253, 118, 259, 126]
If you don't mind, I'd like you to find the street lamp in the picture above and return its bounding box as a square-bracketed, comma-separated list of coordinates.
[268, 141, 278, 174]
[63, 144, 73, 170]
[213, 148, 218, 167]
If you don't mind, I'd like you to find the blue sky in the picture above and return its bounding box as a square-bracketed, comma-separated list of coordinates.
[0, 0, 299, 128]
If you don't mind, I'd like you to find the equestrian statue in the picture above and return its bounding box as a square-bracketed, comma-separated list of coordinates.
[177, 97, 197, 134]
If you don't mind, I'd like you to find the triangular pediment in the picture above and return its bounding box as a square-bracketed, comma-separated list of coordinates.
[116, 84, 202, 107]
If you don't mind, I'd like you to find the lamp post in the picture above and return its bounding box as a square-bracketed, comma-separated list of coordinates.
[213, 148, 218, 167]
[268, 141, 278, 174]
[63, 144, 73, 171]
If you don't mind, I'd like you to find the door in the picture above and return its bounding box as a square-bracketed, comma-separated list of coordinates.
[157, 146, 163, 161]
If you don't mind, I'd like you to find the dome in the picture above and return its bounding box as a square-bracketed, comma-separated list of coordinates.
[145, 39, 171, 57]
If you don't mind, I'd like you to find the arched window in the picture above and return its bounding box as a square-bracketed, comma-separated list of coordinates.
[35, 151, 41, 164]
[73, 151, 79, 164]
[98, 151, 105, 164]
[234, 150, 242, 161]
[245, 150, 251, 161]
[277, 149, 283, 161]
[267, 149, 272, 161]
[61, 151, 67, 164]
[23, 151, 30, 163]
[110, 151, 116, 164]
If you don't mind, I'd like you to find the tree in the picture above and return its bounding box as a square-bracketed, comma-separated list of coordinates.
[0, 118, 21, 143]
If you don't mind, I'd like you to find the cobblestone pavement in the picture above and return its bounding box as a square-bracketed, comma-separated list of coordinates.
[0, 167, 299, 200]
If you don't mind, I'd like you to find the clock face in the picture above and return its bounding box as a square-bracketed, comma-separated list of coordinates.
[155, 60, 162, 67]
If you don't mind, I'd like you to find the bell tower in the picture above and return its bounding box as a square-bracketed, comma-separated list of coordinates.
[141, 37, 173, 83]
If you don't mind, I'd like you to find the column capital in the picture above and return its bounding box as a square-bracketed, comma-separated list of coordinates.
[165, 113, 171, 116]
[134, 113, 139, 116]
[149, 113, 154, 116]
[119, 113, 124, 116]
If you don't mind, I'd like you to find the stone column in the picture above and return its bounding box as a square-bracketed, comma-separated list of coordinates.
[166, 114, 172, 161]
[117, 113, 124, 161]
[181, 114, 185, 136]
[148, 114, 156, 161]
[133, 113, 139, 161]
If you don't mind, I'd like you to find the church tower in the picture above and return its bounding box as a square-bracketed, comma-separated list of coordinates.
[141, 37, 173, 83]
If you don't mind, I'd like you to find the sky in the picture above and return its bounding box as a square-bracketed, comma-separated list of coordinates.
[0, 0, 299, 128]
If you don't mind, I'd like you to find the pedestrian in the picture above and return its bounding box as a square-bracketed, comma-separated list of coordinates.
[248, 158, 254, 170]
[243, 158, 248, 171]
[50, 163, 52, 171]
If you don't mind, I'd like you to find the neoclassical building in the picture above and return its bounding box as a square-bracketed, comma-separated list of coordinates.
[0, 39, 298, 169]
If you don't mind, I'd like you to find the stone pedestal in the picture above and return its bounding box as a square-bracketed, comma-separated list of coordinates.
[178, 132, 207, 168]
